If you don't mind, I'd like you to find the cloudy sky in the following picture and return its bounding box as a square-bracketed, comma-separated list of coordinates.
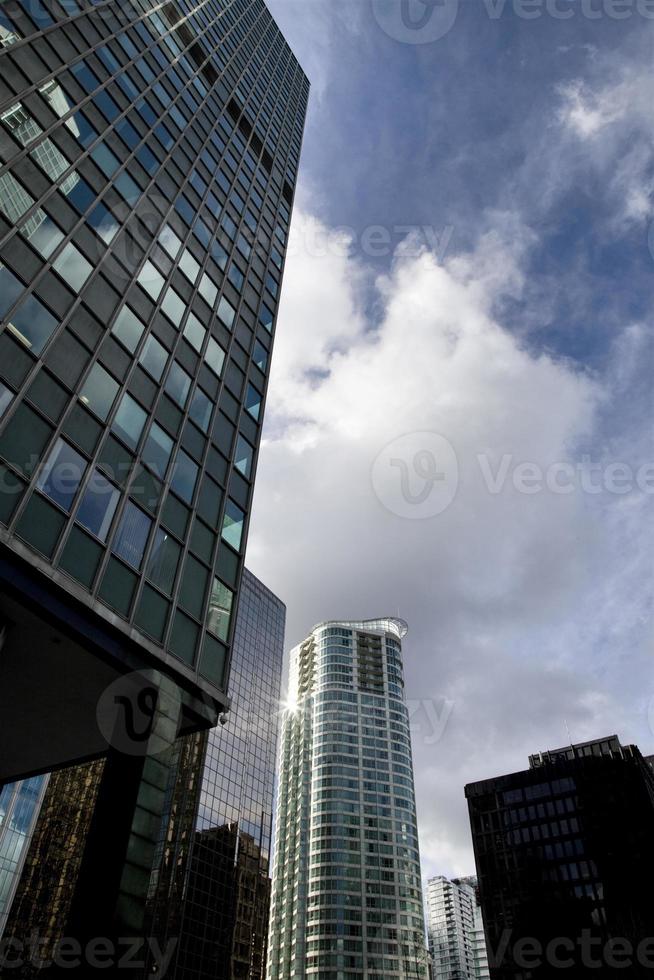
[246, 0, 653, 877]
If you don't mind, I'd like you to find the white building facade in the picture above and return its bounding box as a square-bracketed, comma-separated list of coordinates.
[426, 875, 489, 980]
[268, 618, 427, 980]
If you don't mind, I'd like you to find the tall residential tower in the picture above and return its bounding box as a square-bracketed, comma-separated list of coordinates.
[426, 875, 489, 980]
[268, 618, 427, 980]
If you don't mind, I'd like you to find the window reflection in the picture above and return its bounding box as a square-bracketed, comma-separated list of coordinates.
[112, 500, 151, 570]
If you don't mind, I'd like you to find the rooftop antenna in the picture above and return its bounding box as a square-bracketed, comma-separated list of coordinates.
[564, 719, 575, 756]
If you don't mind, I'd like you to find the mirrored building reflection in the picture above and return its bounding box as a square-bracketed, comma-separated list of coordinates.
[144, 567, 285, 979]
[0, 776, 48, 936]
[1, 568, 285, 980]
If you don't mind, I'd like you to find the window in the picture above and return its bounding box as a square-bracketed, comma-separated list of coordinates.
[88, 201, 119, 244]
[253, 340, 268, 372]
[170, 449, 198, 505]
[137, 259, 165, 300]
[183, 313, 206, 353]
[205, 337, 225, 377]
[228, 263, 244, 291]
[112, 306, 144, 352]
[221, 500, 244, 551]
[179, 249, 200, 284]
[142, 422, 173, 478]
[207, 578, 233, 642]
[21, 212, 64, 258]
[0, 265, 23, 318]
[245, 384, 261, 421]
[164, 362, 191, 408]
[93, 89, 120, 123]
[90, 142, 120, 178]
[115, 171, 141, 206]
[139, 335, 168, 381]
[37, 438, 86, 512]
[79, 363, 119, 420]
[52, 243, 93, 292]
[116, 117, 140, 150]
[112, 393, 147, 449]
[161, 287, 185, 327]
[112, 500, 151, 569]
[70, 61, 100, 94]
[265, 272, 278, 298]
[6, 293, 58, 354]
[63, 173, 95, 214]
[198, 273, 217, 307]
[159, 224, 182, 258]
[76, 468, 119, 541]
[217, 296, 236, 329]
[259, 302, 274, 332]
[234, 434, 253, 478]
[189, 388, 212, 432]
[146, 526, 180, 594]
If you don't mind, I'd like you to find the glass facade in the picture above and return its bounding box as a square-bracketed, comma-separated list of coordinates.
[465, 736, 654, 979]
[1, 761, 105, 967]
[143, 567, 286, 979]
[0, 0, 308, 703]
[268, 619, 428, 980]
[0, 776, 48, 937]
[1, 568, 285, 979]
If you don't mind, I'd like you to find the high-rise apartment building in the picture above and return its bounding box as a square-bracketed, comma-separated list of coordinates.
[268, 618, 428, 980]
[426, 875, 489, 980]
[3, 568, 285, 979]
[0, 0, 307, 943]
[465, 735, 654, 978]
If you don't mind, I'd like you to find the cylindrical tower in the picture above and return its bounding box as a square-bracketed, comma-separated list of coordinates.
[268, 618, 427, 980]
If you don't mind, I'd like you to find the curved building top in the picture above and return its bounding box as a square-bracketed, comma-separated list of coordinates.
[312, 617, 408, 639]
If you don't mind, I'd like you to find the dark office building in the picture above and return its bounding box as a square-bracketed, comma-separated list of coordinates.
[0, 0, 307, 948]
[2, 568, 285, 980]
[465, 735, 654, 979]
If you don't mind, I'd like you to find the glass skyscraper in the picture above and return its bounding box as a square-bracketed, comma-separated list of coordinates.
[143, 567, 286, 979]
[2, 568, 286, 979]
[0, 0, 307, 943]
[268, 618, 428, 980]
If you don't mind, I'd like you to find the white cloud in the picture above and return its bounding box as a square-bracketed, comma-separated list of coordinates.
[246, 207, 652, 877]
[556, 64, 654, 224]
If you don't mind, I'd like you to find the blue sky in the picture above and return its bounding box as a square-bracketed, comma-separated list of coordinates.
[249, 0, 653, 876]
